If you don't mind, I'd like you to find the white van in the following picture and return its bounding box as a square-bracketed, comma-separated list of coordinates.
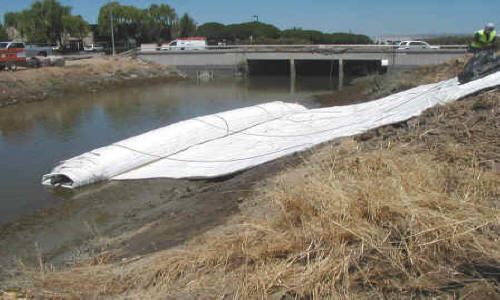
[161, 37, 207, 51]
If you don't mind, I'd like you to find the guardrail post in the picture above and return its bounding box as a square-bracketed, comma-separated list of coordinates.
[338, 59, 344, 90]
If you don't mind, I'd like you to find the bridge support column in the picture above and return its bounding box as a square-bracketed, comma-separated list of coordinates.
[338, 59, 344, 90]
[290, 59, 296, 94]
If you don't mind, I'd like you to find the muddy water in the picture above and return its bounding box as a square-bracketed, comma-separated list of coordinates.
[0, 76, 340, 226]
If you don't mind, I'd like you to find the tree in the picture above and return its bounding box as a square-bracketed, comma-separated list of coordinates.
[98, 2, 146, 43]
[62, 15, 89, 40]
[225, 22, 280, 42]
[97, 3, 177, 44]
[281, 28, 324, 44]
[178, 13, 196, 38]
[280, 28, 372, 45]
[0, 24, 8, 40]
[4, 12, 31, 40]
[4, 0, 89, 45]
[147, 4, 177, 42]
[324, 33, 372, 44]
[24, 0, 71, 44]
[197, 22, 228, 40]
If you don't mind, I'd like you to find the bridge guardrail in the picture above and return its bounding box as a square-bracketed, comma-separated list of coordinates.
[139, 44, 468, 54]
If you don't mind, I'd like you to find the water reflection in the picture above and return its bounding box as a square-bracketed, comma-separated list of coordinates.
[0, 76, 334, 225]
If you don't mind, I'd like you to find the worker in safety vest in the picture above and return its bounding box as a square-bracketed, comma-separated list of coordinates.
[470, 23, 496, 54]
[459, 22, 497, 84]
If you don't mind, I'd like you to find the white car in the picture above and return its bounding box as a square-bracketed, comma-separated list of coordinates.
[397, 41, 439, 50]
[84, 44, 104, 52]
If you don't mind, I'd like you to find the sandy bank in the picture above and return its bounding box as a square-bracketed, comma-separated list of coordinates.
[0, 56, 183, 108]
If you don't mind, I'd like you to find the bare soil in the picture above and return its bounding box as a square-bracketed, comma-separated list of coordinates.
[0, 56, 183, 108]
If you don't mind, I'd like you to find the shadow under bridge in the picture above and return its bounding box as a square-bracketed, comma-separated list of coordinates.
[247, 59, 386, 90]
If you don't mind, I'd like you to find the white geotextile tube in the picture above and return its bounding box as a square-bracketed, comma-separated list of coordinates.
[41, 101, 306, 188]
[43, 72, 499, 189]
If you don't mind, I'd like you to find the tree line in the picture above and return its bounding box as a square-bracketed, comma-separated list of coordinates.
[2, 0, 373, 47]
[197, 23, 373, 45]
[1, 0, 196, 47]
[94, 3, 373, 45]
[4, 0, 88, 46]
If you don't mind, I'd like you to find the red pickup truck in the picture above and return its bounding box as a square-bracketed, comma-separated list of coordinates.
[0, 41, 27, 71]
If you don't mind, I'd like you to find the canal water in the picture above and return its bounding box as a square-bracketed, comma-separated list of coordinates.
[0, 76, 340, 225]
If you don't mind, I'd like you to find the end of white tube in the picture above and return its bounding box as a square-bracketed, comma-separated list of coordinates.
[41, 174, 75, 189]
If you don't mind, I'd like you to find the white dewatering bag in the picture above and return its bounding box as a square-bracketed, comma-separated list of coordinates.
[42, 72, 500, 189]
[42, 102, 305, 188]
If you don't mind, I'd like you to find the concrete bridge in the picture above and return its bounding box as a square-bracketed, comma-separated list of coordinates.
[138, 45, 467, 88]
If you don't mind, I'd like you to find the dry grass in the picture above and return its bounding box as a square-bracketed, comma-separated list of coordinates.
[17, 91, 500, 299]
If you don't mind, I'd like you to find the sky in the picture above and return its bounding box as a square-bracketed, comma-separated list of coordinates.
[1, 0, 498, 37]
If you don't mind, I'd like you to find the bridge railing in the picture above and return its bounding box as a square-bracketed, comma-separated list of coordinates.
[139, 43, 468, 54]
[205, 44, 468, 49]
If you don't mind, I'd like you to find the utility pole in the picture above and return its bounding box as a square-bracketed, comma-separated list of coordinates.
[110, 4, 116, 56]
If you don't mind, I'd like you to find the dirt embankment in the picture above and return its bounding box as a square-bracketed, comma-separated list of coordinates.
[0, 56, 183, 108]
[2, 60, 499, 299]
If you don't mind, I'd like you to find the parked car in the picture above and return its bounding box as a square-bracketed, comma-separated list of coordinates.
[83, 44, 104, 52]
[397, 41, 439, 50]
[160, 37, 207, 51]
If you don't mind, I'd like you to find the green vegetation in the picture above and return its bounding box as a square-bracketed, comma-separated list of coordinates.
[101, 4, 372, 46]
[226, 22, 281, 42]
[97, 2, 178, 44]
[196, 22, 229, 40]
[146, 4, 177, 42]
[4, 0, 88, 46]
[95, 3, 199, 45]
[281, 27, 372, 44]
[4, 1, 371, 47]
[197, 23, 371, 44]
[178, 13, 197, 38]
[0, 24, 7, 41]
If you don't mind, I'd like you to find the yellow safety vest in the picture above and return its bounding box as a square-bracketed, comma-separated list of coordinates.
[471, 29, 496, 49]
